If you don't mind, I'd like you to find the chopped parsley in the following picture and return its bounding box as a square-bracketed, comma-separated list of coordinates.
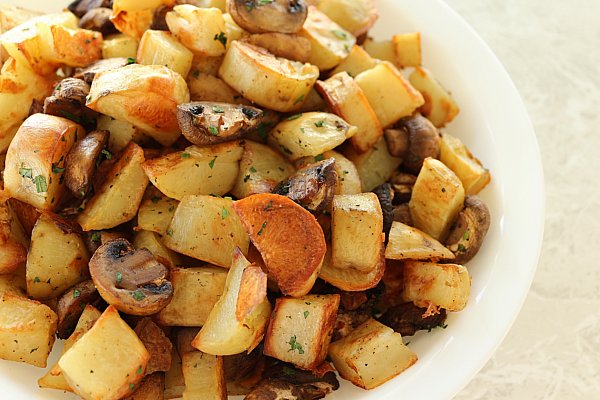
[287, 335, 304, 354]
[208, 126, 219, 136]
[257, 221, 267, 236]
[116, 271, 123, 284]
[131, 290, 146, 301]
[263, 200, 273, 211]
[221, 207, 229, 220]
[213, 31, 227, 47]
[33, 175, 47, 193]
[51, 163, 65, 173]
[129, 383, 135, 391]
[314, 154, 324, 161]
[287, 113, 302, 121]
[208, 157, 217, 169]
[212, 106, 225, 113]
[303, 310, 309, 319]
[457, 243, 466, 252]
[314, 120, 326, 128]
[167, 228, 174, 236]
[180, 152, 191, 159]
[91, 231, 101, 243]
[18, 166, 32, 179]
[33, 277, 41, 283]
[462, 231, 470, 240]
[101, 149, 112, 160]
[331, 29, 348, 39]
[293, 94, 305, 105]
[136, 365, 143, 375]
[249, 166, 257, 173]
[73, 289, 81, 298]
[126, 57, 136, 65]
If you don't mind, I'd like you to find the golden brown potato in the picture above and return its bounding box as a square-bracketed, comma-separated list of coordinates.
[137, 29, 194, 77]
[317, 0, 378, 37]
[233, 193, 326, 297]
[319, 246, 385, 292]
[136, 195, 179, 236]
[0, 196, 28, 275]
[96, 114, 149, 154]
[187, 73, 246, 104]
[392, 32, 421, 68]
[181, 351, 227, 400]
[133, 230, 182, 268]
[162, 195, 249, 268]
[439, 132, 491, 195]
[263, 294, 339, 370]
[362, 37, 395, 63]
[0, 268, 26, 298]
[111, 0, 175, 39]
[26, 213, 89, 301]
[3, 114, 84, 211]
[385, 221, 455, 261]
[164, 348, 185, 399]
[329, 44, 378, 78]
[37, 24, 103, 67]
[166, 4, 227, 56]
[329, 318, 416, 389]
[58, 305, 150, 400]
[0, 4, 41, 33]
[219, 41, 319, 112]
[102, 33, 139, 58]
[0, 293, 57, 368]
[243, 33, 311, 62]
[77, 142, 149, 231]
[134, 318, 173, 374]
[409, 67, 460, 128]
[86, 64, 190, 147]
[157, 266, 228, 327]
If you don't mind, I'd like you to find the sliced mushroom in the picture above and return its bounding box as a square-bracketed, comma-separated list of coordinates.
[89, 238, 173, 316]
[392, 203, 413, 226]
[372, 183, 394, 241]
[243, 33, 311, 62]
[64, 130, 110, 199]
[56, 279, 100, 339]
[384, 128, 409, 158]
[228, 0, 308, 34]
[68, 0, 111, 18]
[28, 99, 44, 116]
[272, 158, 338, 215]
[177, 102, 265, 146]
[378, 302, 447, 337]
[134, 318, 173, 374]
[391, 113, 440, 174]
[73, 58, 131, 84]
[445, 195, 491, 263]
[389, 171, 416, 204]
[43, 77, 98, 130]
[79, 8, 118, 35]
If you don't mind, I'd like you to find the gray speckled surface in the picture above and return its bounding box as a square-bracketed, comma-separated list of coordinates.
[445, 0, 600, 398]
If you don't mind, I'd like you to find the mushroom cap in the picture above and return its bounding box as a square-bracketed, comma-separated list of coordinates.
[89, 238, 173, 316]
[228, 0, 308, 34]
[395, 113, 441, 174]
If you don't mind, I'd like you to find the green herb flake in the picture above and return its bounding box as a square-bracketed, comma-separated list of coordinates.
[331, 29, 348, 40]
[52, 163, 65, 174]
[129, 383, 135, 391]
[303, 310, 309, 319]
[263, 200, 273, 211]
[287, 113, 302, 121]
[249, 166, 257, 173]
[212, 106, 225, 113]
[132, 290, 146, 301]
[213, 31, 227, 47]
[257, 221, 267, 236]
[116, 271, 123, 284]
[462, 231, 470, 241]
[151, 196, 161, 204]
[127, 57, 136, 65]
[73, 289, 81, 298]
[314, 154, 324, 161]
[293, 94, 305, 105]
[18, 166, 32, 179]
[33, 175, 47, 193]
[457, 243, 466, 252]
[287, 335, 305, 354]
[34, 277, 41, 283]
[167, 229, 174, 237]
[258, 0, 274, 4]
[181, 152, 191, 159]
[102, 149, 112, 160]
[314, 120, 326, 128]
[221, 207, 230, 220]
[91, 231, 101, 243]
[208, 157, 217, 169]
[209, 126, 219, 136]
[136, 366, 143, 375]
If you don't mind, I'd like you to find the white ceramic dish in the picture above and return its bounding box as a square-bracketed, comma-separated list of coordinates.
[1, 0, 544, 399]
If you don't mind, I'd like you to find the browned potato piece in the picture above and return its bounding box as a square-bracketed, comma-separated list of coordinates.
[409, 67, 460, 128]
[272, 158, 338, 215]
[0, 196, 28, 275]
[385, 221, 455, 261]
[177, 102, 264, 146]
[56, 279, 99, 339]
[228, 0, 308, 34]
[134, 318, 173, 374]
[263, 294, 339, 370]
[73, 57, 131, 84]
[319, 246, 385, 292]
[64, 130, 109, 199]
[445, 195, 491, 263]
[316, 0, 378, 37]
[122, 372, 166, 400]
[243, 33, 311, 62]
[233, 193, 326, 297]
[89, 238, 173, 316]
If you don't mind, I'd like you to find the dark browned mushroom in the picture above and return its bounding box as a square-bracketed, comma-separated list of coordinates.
[134, 318, 173, 374]
[379, 302, 448, 336]
[445, 195, 491, 264]
[224, 346, 263, 382]
[392, 203, 413, 226]
[372, 183, 394, 241]
[64, 130, 109, 199]
[44, 78, 98, 130]
[272, 158, 338, 215]
[151, 4, 173, 30]
[387, 113, 440, 174]
[177, 102, 265, 146]
[89, 238, 173, 316]
[243, 33, 311, 62]
[56, 279, 100, 339]
[73, 58, 131, 84]
[389, 171, 416, 204]
[228, 0, 308, 34]
[68, 0, 111, 18]
[79, 8, 118, 35]
[28, 99, 44, 116]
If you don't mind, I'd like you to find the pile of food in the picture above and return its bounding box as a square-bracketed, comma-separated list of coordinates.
[0, 0, 492, 399]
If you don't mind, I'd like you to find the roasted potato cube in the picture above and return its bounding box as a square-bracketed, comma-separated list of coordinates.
[133, 230, 182, 268]
[269, 112, 357, 161]
[319, 246, 384, 291]
[0, 58, 54, 153]
[64, 130, 109, 199]
[26, 213, 89, 300]
[299, 6, 354, 70]
[231, 140, 295, 199]
[362, 37, 395, 63]
[111, 0, 174, 39]
[409, 67, 460, 128]
[136, 195, 179, 236]
[86, 64, 190, 147]
[0, 293, 57, 367]
[37, 24, 102, 67]
[385, 221, 455, 261]
[355, 62, 424, 128]
[331, 193, 383, 272]
[142, 142, 243, 200]
[137, 29, 194, 77]
[316, 72, 382, 152]
[222, 12, 246, 43]
[0, 4, 41, 33]
[189, 53, 224, 76]
[187, 73, 246, 103]
[182, 351, 227, 400]
[102, 33, 139, 58]
[317, 0, 377, 37]
[4, 114, 84, 211]
[192, 249, 271, 355]
[439, 132, 491, 195]
[122, 372, 165, 400]
[58, 305, 150, 400]
[233, 194, 326, 297]
[329, 318, 417, 389]
[409, 157, 465, 241]
[243, 33, 311, 62]
[0, 197, 28, 275]
[330, 44, 378, 78]
[77, 142, 149, 231]
[163, 195, 249, 268]
[402, 260, 470, 311]
[392, 32, 421, 68]
[165, 348, 185, 399]
[96, 114, 148, 154]
[157, 266, 227, 326]
[219, 41, 319, 112]
[264, 294, 339, 370]
[166, 5, 227, 56]
[0, 269, 26, 298]
[134, 318, 173, 374]
[343, 136, 402, 192]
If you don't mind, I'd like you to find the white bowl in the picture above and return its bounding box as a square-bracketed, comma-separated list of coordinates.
[0, 0, 544, 399]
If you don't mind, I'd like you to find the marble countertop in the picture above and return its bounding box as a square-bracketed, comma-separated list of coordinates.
[444, 0, 600, 398]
